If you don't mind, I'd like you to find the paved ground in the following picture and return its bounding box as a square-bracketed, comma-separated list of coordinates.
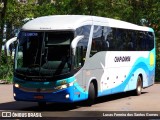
[1, 84, 160, 119]
[0, 84, 160, 113]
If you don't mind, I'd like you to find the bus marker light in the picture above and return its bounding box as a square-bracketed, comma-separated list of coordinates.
[66, 94, 69, 99]
[13, 93, 16, 97]
[14, 83, 19, 88]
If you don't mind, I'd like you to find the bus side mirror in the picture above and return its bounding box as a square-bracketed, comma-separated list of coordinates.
[5, 37, 17, 56]
[71, 35, 84, 55]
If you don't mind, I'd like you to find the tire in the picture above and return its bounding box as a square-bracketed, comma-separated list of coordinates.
[38, 102, 46, 108]
[87, 82, 96, 106]
[134, 76, 142, 96]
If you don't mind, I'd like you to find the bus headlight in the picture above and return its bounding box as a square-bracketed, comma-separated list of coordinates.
[61, 84, 67, 89]
[14, 83, 20, 88]
[66, 94, 70, 99]
[54, 81, 74, 90]
[54, 84, 67, 90]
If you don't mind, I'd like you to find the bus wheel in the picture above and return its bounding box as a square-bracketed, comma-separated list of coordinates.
[38, 102, 46, 108]
[134, 76, 142, 96]
[87, 82, 96, 106]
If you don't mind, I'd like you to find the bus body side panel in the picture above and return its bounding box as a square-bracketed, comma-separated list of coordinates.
[82, 49, 155, 97]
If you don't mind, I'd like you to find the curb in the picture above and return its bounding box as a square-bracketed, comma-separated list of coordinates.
[0, 80, 9, 84]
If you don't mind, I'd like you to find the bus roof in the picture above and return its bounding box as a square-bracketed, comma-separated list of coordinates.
[22, 15, 154, 32]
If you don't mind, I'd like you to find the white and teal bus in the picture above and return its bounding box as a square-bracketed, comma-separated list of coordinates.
[13, 15, 155, 106]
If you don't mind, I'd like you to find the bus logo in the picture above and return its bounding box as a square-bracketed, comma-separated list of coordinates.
[114, 56, 131, 62]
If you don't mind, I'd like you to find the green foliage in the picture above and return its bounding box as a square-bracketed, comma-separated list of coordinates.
[4, 0, 160, 31]
[1, 0, 160, 82]
[156, 38, 160, 82]
[35, 3, 56, 17]
[0, 51, 13, 83]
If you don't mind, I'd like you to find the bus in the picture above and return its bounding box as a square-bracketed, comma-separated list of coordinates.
[13, 15, 155, 106]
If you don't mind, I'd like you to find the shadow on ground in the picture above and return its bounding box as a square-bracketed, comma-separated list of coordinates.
[0, 91, 147, 111]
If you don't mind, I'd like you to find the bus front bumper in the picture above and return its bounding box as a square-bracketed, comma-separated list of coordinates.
[13, 86, 75, 103]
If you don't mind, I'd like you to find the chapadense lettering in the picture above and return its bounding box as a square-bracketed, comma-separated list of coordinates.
[114, 56, 131, 62]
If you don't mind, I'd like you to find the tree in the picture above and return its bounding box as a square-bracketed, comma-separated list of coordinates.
[1, 0, 160, 82]
[0, 0, 8, 64]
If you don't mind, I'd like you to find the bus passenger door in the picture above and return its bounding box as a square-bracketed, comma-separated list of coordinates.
[72, 37, 88, 101]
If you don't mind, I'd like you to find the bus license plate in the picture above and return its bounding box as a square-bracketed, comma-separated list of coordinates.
[34, 95, 44, 99]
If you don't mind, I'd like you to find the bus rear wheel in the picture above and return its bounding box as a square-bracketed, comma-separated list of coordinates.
[134, 76, 142, 96]
[87, 82, 96, 106]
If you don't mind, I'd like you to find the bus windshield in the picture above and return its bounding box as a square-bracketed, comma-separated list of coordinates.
[15, 31, 74, 77]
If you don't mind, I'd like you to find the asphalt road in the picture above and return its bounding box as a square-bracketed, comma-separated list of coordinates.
[0, 84, 160, 118]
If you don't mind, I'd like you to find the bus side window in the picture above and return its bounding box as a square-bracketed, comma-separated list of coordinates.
[103, 27, 111, 51]
[90, 25, 103, 57]
[148, 32, 154, 50]
[126, 30, 134, 51]
[130, 31, 136, 51]
[103, 27, 111, 50]
[75, 25, 91, 68]
[137, 32, 144, 50]
[75, 39, 87, 68]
